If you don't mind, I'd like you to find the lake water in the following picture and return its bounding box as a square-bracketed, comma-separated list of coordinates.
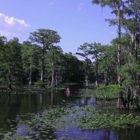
[0, 84, 140, 140]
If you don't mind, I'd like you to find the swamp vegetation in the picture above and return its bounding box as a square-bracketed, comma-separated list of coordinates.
[1, 0, 140, 139]
[0, 84, 140, 140]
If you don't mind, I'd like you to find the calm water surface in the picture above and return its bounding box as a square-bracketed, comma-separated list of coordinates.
[0, 84, 140, 140]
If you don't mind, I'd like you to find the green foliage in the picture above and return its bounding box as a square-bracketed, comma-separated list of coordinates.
[79, 85, 123, 99]
[2, 106, 140, 139]
[120, 61, 140, 87]
[29, 28, 62, 85]
[0, 37, 22, 87]
[98, 84, 124, 92]
[31, 106, 140, 130]
[111, 36, 131, 46]
[21, 42, 41, 84]
[29, 29, 61, 47]
[63, 53, 85, 82]
[0, 32, 86, 88]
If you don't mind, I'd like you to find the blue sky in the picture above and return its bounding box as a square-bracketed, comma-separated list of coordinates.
[0, 0, 117, 55]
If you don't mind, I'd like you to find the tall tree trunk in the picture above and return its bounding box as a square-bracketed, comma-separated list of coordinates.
[117, 0, 122, 108]
[51, 69, 55, 87]
[85, 76, 88, 86]
[134, 2, 138, 60]
[29, 69, 32, 86]
[117, 1, 121, 87]
[95, 56, 99, 87]
[41, 48, 45, 82]
[51, 62, 55, 87]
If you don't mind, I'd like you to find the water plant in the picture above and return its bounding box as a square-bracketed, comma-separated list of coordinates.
[2, 104, 140, 139]
[79, 84, 124, 100]
[20, 106, 140, 131]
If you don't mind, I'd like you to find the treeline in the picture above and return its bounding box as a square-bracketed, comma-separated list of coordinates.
[73, 0, 140, 107]
[0, 29, 91, 90]
[88, 0, 140, 91]
[83, 0, 140, 107]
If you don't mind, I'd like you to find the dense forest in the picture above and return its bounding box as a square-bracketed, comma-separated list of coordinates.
[0, 0, 140, 107]
[0, 30, 87, 89]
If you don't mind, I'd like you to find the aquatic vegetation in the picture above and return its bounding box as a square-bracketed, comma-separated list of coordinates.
[2, 105, 140, 139]
[79, 88, 118, 99]
[20, 106, 140, 131]
[76, 107, 140, 130]
[79, 85, 123, 99]
[1, 84, 140, 139]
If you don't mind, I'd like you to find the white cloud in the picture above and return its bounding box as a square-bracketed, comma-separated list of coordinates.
[0, 13, 30, 38]
[77, 3, 85, 11]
